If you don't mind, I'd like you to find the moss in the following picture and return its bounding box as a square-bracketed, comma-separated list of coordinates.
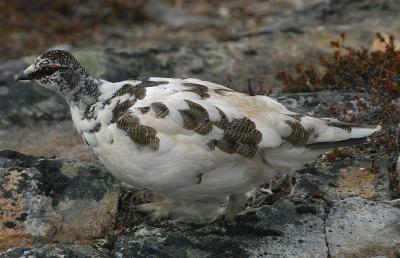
[61, 163, 80, 178]
[0, 119, 9, 130]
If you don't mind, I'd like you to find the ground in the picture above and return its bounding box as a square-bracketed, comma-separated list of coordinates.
[0, 0, 399, 257]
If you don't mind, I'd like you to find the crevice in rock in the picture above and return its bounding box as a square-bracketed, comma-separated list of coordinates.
[321, 198, 332, 258]
[388, 159, 400, 200]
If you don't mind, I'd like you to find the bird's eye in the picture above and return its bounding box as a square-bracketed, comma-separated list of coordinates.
[41, 64, 62, 76]
[43, 65, 59, 75]
[27, 64, 63, 80]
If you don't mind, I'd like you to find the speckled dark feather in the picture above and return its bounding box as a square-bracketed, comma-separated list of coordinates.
[183, 83, 210, 99]
[179, 100, 213, 135]
[326, 122, 353, 132]
[214, 88, 234, 96]
[111, 99, 136, 123]
[117, 114, 160, 150]
[151, 102, 169, 119]
[283, 120, 314, 145]
[89, 123, 101, 133]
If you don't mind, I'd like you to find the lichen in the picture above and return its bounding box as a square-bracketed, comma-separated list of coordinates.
[74, 50, 106, 78]
[60, 163, 80, 178]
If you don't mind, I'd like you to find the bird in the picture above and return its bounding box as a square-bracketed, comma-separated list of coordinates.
[17, 50, 380, 221]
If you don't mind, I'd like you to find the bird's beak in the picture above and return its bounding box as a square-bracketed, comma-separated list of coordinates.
[17, 73, 32, 81]
[16, 64, 35, 81]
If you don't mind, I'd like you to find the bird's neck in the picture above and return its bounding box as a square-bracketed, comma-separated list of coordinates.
[66, 74, 102, 111]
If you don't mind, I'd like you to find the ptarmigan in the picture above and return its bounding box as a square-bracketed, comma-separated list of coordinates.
[17, 50, 380, 221]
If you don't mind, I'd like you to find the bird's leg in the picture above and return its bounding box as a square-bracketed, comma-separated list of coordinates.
[225, 193, 247, 220]
[283, 174, 294, 196]
[210, 193, 247, 223]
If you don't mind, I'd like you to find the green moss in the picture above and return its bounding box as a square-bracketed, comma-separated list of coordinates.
[61, 163, 80, 178]
[0, 119, 9, 130]
[186, 249, 196, 258]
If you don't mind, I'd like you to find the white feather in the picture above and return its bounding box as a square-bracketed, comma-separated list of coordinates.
[68, 77, 380, 218]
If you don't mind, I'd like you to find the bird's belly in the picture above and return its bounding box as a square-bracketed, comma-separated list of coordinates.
[89, 126, 212, 192]
[89, 127, 267, 202]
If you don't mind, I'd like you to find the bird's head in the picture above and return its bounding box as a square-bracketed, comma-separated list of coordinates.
[17, 50, 88, 95]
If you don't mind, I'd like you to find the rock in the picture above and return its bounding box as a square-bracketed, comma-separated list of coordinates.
[113, 198, 328, 258]
[0, 244, 105, 258]
[326, 197, 400, 257]
[0, 120, 93, 161]
[143, 0, 224, 29]
[0, 58, 69, 129]
[0, 150, 119, 251]
[254, 0, 400, 35]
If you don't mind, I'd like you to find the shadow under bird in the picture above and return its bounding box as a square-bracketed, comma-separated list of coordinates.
[17, 50, 381, 221]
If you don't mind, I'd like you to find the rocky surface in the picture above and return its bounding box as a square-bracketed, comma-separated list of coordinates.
[0, 150, 119, 251]
[0, 0, 400, 257]
[113, 199, 328, 258]
[0, 244, 104, 258]
[326, 198, 400, 257]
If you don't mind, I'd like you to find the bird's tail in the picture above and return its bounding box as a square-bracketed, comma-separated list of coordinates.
[304, 120, 381, 150]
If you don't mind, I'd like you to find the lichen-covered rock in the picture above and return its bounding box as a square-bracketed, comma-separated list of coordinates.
[0, 150, 119, 251]
[326, 197, 400, 257]
[0, 59, 68, 129]
[0, 244, 105, 258]
[113, 198, 328, 258]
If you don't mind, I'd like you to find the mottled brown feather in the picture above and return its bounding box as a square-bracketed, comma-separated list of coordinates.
[151, 102, 169, 119]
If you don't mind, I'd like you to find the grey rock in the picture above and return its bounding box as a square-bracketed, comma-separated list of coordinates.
[113, 199, 328, 258]
[0, 244, 105, 258]
[255, 0, 400, 35]
[0, 150, 119, 251]
[326, 197, 400, 257]
[143, 0, 224, 29]
[0, 120, 93, 161]
[0, 58, 68, 129]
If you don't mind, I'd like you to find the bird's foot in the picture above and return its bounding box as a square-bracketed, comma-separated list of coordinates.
[209, 209, 235, 226]
[259, 186, 274, 195]
[209, 193, 247, 225]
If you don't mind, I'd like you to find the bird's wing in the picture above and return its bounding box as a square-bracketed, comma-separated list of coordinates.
[103, 77, 380, 158]
[112, 78, 284, 159]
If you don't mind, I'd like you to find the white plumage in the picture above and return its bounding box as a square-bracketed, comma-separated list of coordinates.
[18, 50, 381, 221]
